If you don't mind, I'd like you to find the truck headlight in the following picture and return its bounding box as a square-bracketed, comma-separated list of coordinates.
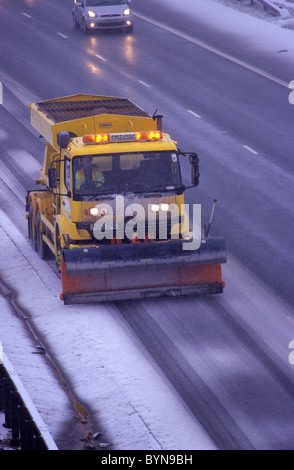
[90, 207, 108, 216]
[151, 204, 170, 212]
[90, 207, 99, 216]
[123, 8, 130, 16]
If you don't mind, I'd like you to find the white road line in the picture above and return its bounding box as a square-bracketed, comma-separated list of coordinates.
[133, 11, 289, 89]
[0, 71, 39, 108]
[187, 109, 202, 119]
[93, 52, 150, 87]
[243, 145, 259, 155]
[22, 12, 32, 19]
[138, 80, 151, 88]
[8, 149, 42, 175]
[95, 54, 107, 62]
[57, 32, 67, 39]
[0, 160, 25, 202]
[0, 128, 9, 141]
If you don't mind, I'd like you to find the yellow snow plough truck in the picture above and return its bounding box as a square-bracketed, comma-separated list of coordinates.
[26, 94, 226, 304]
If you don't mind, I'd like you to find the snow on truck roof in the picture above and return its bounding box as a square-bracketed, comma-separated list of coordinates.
[36, 97, 150, 123]
[30, 95, 158, 150]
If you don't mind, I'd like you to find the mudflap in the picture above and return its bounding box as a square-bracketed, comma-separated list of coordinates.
[60, 238, 227, 304]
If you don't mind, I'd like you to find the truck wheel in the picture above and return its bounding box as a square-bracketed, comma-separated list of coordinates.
[55, 226, 62, 273]
[28, 202, 37, 252]
[36, 210, 50, 260]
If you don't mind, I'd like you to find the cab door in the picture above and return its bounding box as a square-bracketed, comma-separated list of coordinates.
[61, 156, 72, 217]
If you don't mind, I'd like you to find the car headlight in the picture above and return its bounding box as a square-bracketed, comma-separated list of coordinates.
[88, 10, 97, 18]
[123, 8, 130, 16]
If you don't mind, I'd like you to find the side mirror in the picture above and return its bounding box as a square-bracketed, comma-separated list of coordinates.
[48, 168, 58, 189]
[57, 131, 70, 149]
[189, 153, 200, 187]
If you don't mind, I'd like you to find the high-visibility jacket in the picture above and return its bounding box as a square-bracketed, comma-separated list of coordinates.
[75, 166, 105, 190]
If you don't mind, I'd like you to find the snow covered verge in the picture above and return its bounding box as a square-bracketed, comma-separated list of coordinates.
[141, 0, 294, 82]
[0, 231, 82, 449]
[0, 210, 216, 450]
[162, 0, 294, 29]
[216, 0, 294, 28]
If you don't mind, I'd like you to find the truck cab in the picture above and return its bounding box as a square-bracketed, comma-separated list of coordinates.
[52, 131, 196, 246]
[26, 94, 225, 304]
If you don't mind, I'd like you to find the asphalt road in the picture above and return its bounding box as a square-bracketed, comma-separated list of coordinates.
[1, 0, 294, 450]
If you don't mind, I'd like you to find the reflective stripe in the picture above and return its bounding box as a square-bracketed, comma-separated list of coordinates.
[75, 167, 105, 189]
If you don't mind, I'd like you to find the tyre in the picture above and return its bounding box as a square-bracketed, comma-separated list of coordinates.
[55, 226, 62, 273]
[73, 13, 79, 29]
[28, 202, 37, 252]
[126, 24, 133, 33]
[82, 18, 88, 33]
[36, 210, 50, 260]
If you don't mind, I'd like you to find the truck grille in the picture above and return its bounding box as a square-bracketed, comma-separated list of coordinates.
[76, 217, 183, 242]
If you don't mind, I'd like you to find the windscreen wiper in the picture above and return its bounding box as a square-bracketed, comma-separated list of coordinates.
[143, 185, 178, 195]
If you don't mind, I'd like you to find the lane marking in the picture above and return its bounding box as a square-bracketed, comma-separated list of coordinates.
[243, 145, 259, 155]
[188, 109, 202, 119]
[133, 11, 289, 89]
[22, 12, 32, 18]
[0, 128, 9, 141]
[8, 149, 42, 175]
[0, 160, 26, 203]
[138, 80, 151, 88]
[57, 32, 67, 39]
[95, 53, 107, 62]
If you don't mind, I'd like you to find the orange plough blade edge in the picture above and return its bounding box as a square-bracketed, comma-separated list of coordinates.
[59, 239, 226, 304]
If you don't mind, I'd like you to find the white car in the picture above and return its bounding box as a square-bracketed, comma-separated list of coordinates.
[72, 0, 133, 33]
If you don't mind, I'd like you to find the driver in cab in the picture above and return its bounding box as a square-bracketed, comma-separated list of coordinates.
[75, 156, 105, 191]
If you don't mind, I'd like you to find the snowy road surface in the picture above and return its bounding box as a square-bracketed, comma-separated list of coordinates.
[0, 0, 294, 450]
[0, 210, 216, 450]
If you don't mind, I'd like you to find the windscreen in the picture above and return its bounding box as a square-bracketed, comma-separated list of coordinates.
[86, 0, 126, 6]
[73, 151, 182, 200]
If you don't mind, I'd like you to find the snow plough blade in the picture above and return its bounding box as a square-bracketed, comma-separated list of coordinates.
[60, 238, 226, 305]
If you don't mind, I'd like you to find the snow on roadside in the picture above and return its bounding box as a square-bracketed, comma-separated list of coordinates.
[0, 412, 13, 450]
[0, 240, 76, 449]
[158, 0, 294, 69]
[0, 210, 216, 450]
[216, 0, 294, 25]
[162, 0, 294, 26]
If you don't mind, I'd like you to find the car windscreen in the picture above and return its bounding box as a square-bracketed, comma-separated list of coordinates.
[86, 0, 126, 6]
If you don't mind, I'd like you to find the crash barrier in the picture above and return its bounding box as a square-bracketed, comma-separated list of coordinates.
[246, 0, 282, 16]
[0, 350, 58, 450]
